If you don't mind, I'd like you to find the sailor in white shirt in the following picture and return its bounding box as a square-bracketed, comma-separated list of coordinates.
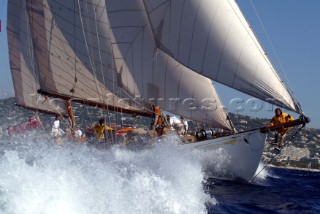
[181, 116, 188, 132]
[51, 115, 64, 137]
[74, 126, 82, 138]
[170, 115, 188, 135]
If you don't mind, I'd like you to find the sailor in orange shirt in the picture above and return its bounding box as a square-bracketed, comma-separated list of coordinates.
[269, 108, 294, 149]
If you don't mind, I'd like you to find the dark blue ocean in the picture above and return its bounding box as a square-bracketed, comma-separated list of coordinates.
[0, 134, 319, 213]
[206, 168, 320, 214]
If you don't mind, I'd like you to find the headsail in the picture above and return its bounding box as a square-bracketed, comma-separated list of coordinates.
[7, 0, 67, 115]
[142, 0, 300, 113]
[107, 0, 232, 130]
[25, 0, 153, 117]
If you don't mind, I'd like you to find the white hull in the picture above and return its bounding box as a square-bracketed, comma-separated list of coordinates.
[182, 130, 266, 181]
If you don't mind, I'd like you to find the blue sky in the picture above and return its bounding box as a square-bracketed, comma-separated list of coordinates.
[0, 1, 12, 99]
[218, 0, 320, 129]
[0, 0, 319, 128]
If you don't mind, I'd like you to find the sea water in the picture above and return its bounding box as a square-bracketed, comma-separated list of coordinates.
[0, 134, 212, 214]
[206, 165, 320, 213]
[0, 133, 319, 214]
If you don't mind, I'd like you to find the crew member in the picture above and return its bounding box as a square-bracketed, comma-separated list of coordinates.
[88, 118, 113, 143]
[180, 116, 188, 134]
[269, 108, 294, 149]
[153, 106, 164, 136]
[74, 125, 82, 138]
[51, 115, 65, 143]
[170, 115, 187, 135]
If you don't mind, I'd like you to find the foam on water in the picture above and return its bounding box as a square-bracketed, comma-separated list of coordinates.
[253, 162, 271, 180]
[0, 134, 212, 214]
[190, 148, 234, 180]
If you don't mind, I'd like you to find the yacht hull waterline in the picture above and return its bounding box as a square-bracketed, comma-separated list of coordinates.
[183, 130, 266, 182]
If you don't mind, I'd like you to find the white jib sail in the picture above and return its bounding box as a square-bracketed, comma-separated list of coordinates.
[143, 0, 299, 113]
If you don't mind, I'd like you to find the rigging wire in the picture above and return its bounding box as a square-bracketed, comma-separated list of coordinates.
[77, 0, 103, 103]
[77, 0, 110, 141]
[90, 0, 115, 143]
[91, 3, 107, 105]
[250, 124, 305, 182]
[23, 0, 44, 128]
[83, 0, 102, 101]
[70, 0, 78, 95]
[248, 0, 300, 107]
[8, 2, 65, 132]
[227, 0, 300, 113]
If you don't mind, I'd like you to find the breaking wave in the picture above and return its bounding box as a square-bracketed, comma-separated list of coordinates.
[0, 134, 211, 214]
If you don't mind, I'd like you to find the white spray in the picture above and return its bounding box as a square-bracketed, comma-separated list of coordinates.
[0, 134, 212, 214]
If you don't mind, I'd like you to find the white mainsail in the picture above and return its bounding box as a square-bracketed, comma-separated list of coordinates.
[7, 0, 67, 115]
[24, 0, 152, 116]
[142, 0, 300, 113]
[107, 0, 232, 130]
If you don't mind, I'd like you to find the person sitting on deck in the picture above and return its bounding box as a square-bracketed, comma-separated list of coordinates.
[51, 115, 65, 137]
[180, 116, 188, 133]
[165, 115, 171, 128]
[74, 125, 82, 138]
[87, 118, 113, 142]
[269, 108, 294, 149]
[170, 115, 187, 135]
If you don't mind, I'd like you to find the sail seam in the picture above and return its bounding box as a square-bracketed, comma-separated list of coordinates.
[27, 0, 59, 94]
[231, 33, 249, 87]
[215, 15, 236, 81]
[91, 0, 110, 113]
[200, 0, 222, 74]
[50, 0, 108, 24]
[16, 45, 114, 97]
[228, 0, 287, 88]
[77, 0, 104, 102]
[9, 10, 112, 59]
[187, 0, 202, 67]
[177, 0, 186, 58]
[7, 0, 65, 115]
[229, 1, 274, 71]
[145, 1, 170, 15]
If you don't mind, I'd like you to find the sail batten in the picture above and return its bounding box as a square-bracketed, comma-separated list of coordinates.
[143, 0, 299, 113]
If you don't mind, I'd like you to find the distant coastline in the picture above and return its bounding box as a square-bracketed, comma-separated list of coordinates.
[267, 164, 320, 172]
